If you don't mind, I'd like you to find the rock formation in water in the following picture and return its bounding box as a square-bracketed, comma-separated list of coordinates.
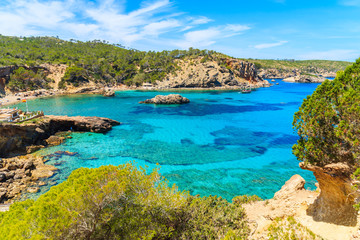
[139, 94, 190, 104]
[155, 58, 268, 89]
[300, 162, 359, 226]
[0, 115, 120, 157]
[283, 75, 327, 83]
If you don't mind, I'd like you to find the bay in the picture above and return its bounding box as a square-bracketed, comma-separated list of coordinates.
[13, 79, 322, 200]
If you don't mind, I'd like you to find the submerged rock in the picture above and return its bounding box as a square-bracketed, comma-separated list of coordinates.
[139, 94, 190, 104]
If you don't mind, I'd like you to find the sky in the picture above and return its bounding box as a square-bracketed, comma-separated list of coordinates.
[0, 0, 360, 61]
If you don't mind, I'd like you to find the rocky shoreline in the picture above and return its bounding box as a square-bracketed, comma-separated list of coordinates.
[0, 115, 120, 203]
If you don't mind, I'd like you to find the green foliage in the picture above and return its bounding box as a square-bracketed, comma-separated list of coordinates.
[0, 163, 249, 239]
[61, 65, 88, 87]
[0, 35, 226, 89]
[292, 58, 360, 167]
[232, 195, 262, 205]
[8, 67, 50, 91]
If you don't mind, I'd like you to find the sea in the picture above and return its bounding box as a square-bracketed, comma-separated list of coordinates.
[13, 79, 327, 201]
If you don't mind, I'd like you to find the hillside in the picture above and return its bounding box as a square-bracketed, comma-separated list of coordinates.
[0, 35, 352, 95]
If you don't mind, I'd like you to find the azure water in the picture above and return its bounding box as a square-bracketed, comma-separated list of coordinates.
[14, 80, 322, 200]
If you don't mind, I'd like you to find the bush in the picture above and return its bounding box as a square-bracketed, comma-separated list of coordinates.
[0, 163, 249, 239]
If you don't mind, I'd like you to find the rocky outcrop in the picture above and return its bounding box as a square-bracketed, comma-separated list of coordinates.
[139, 94, 190, 104]
[0, 115, 120, 157]
[0, 154, 57, 203]
[102, 89, 115, 97]
[155, 58, 267, 89]
[273, 174, 306, 200]
[300, 162, 359, 226]
[283, 75, 327, 83]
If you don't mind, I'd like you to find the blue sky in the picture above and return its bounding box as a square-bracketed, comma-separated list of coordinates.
[1, 0, 359, 61]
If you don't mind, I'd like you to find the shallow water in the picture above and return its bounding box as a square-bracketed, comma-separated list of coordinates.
[14, 80, 322, 200]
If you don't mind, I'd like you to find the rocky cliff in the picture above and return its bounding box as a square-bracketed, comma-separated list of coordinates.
[0, 115, 120, 157]
[300, 162, 359, 226]
[155, 58, 268, 89]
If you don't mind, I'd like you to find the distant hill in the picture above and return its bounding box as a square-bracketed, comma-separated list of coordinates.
[240, 59, 353, 79]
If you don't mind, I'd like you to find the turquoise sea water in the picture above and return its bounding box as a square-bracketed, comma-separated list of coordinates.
[14, 80, 323, 200]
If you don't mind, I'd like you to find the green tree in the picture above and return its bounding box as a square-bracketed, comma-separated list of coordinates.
[293, 59, 360, 167]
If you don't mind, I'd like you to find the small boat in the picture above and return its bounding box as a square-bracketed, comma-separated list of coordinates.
[271, 79, 276, 82]
[241, 86, 252, 93]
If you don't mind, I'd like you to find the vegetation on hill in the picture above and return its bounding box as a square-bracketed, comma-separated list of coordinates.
[0, 163, 250, 239]
[8, 67, 52, 91]
[0, 35, 227, 89]
[293, 58, 360, 168]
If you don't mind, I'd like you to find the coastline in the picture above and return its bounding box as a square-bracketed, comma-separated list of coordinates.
[0, 84, 267, 107]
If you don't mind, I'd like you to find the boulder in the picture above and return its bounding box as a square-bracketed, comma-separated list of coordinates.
[273, 174, 305, 200]
[45, 135, 65, 146]
[139, 94, 190, 104]
[103, 89, 115, 97]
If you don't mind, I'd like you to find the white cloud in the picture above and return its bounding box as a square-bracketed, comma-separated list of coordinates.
[254, 40, 288, 49]
[175, 24, 250, 49]
[339, 0, 360, 6]
[0, 0, 250, 49]
[299, 49, 359, 61]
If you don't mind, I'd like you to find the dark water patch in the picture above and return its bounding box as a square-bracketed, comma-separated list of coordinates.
[181, 138, 194, 145]
[131, 102, 285, 117]
[224, 98, 233, 100]
[270, 134, 299, 146]
[250, 146, 267, 154]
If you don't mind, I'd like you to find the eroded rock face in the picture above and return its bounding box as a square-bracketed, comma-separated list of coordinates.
[300, 162, 359, 226]
[0, 115, 120, 157]
[139, 94, 190, 104]
[155, 58, 266, 89]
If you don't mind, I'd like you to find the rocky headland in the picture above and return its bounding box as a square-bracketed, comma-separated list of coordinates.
[0, 115, 120, 158]
[139, 94, 190, 104]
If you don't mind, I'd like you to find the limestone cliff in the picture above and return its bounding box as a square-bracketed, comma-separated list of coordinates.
[155, 58, 268, 89]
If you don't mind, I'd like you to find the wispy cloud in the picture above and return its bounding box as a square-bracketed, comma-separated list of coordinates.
[299, 49, 359, 61]
[175, 24, 250, 49]
[0, 0, 248, 49]
[254, 40, 288, 49]
[339, 0, 360, 6]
